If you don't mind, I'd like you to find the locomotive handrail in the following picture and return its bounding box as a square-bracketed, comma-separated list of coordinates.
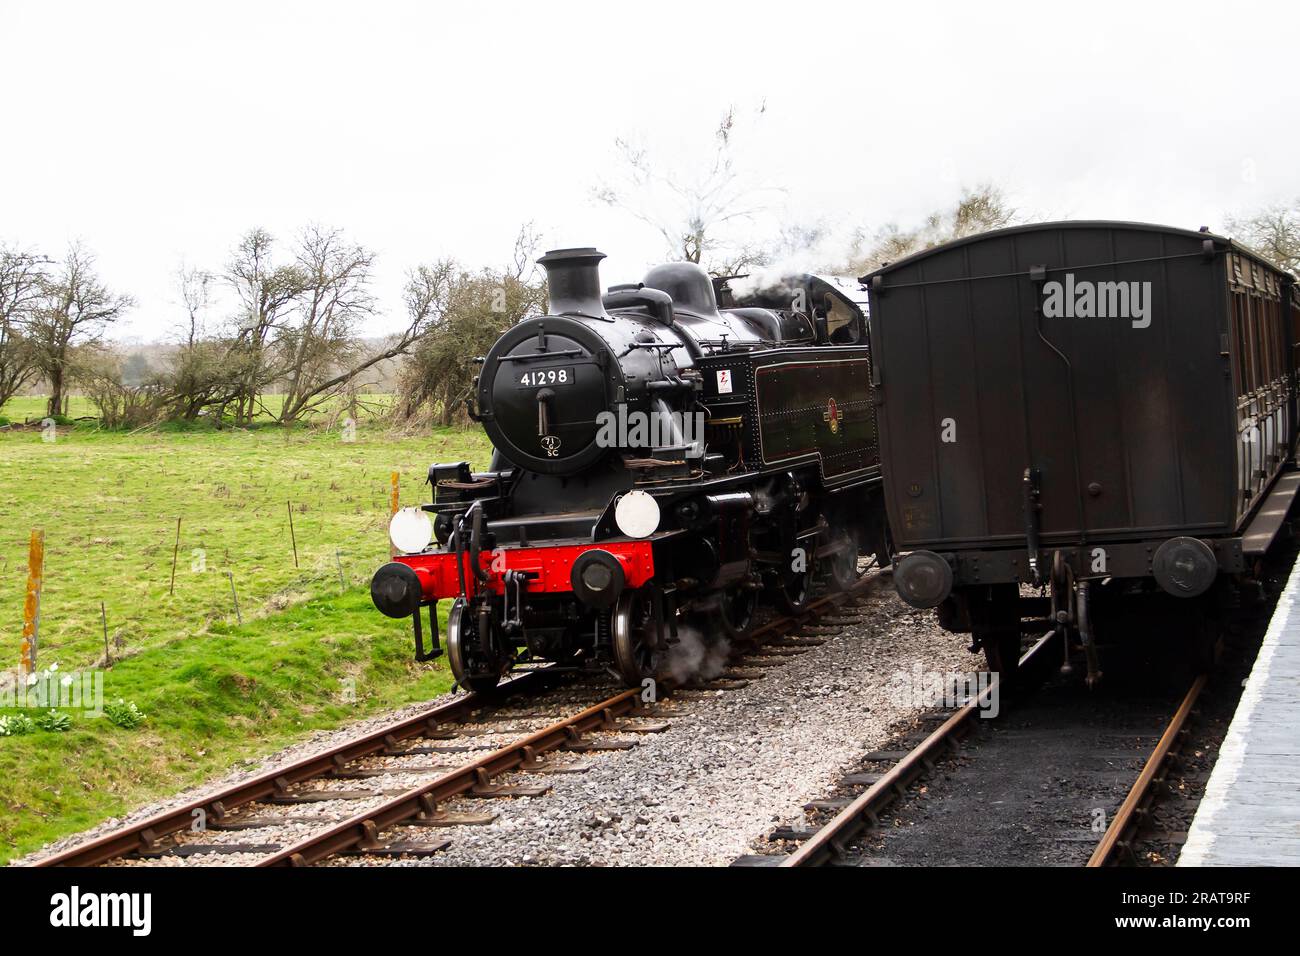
[496, 349, 585, 363]
[450, 523, 469, 598]
[468, 502, 489, 584]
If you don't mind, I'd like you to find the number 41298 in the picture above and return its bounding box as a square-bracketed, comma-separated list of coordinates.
[519, 368, 572, 387]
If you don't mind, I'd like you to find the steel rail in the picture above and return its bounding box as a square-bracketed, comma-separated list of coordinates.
[781, 631, 1058, 867]
[261, 575, 879, 866]
[32, 667, 556, 867]
[1087, 673, 1207, 867]
[259, 687, 643, 865]
[744, 574, 876, 642]
[34, 573, 877, 868]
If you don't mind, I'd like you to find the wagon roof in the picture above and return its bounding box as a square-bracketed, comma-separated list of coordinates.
[858, 219, 1286, 284]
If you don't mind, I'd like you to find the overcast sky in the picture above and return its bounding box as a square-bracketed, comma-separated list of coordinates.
[4, 0, 1297, 342]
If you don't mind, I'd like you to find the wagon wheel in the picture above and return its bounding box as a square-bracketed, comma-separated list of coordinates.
[715, 584, 758, 640]
[612, 589, 661, 687]
[975, 584, 1023, 684]
[1186, 603, 1223, 677]
[446, 598, 503, 694]
[982, 630, 1024, 683]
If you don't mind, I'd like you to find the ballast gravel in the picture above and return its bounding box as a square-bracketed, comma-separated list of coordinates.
[343, 581, 975, 867]
[20, 576, 978, 867]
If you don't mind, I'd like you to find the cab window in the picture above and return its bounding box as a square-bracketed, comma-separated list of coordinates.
[824, 293, 861, 344]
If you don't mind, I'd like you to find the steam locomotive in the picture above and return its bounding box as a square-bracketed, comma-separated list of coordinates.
[371, 248, 887, 690]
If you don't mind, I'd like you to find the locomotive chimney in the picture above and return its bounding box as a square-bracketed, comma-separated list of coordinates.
[538, 247, 609, 319]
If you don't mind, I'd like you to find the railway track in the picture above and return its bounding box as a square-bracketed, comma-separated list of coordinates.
[757, 640, 1222, 868]
[1087, 675, 1207, 867]
[764, 533, 1297, 869]
[33, 574, 878, 868]
[772, 631, 1062, 867]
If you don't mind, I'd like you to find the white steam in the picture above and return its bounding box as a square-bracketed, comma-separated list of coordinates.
[724, 227, 856, 300]
[664, 624, 731, 685]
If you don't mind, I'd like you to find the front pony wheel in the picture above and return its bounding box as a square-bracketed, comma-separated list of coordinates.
[612, 589, 661, 688]
[446, 598, 503, 694]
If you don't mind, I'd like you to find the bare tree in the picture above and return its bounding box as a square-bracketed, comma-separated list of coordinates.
[277, 225, 465, 424]
[161, 265, 245, 421]
[223, 228, 305, 424]
[710, 221, 835, 278]
[0, 244, 48, 409]
[274, 226, 376, 422]
[71, 346, 167, 428]
[596, 104, 780, 270]
[176, 264, 212, 348]
[846, 183, 1019, 274]
[28, 243, 134, 418]
[397, 226, 547, 425]
[389, 260, 459, 420]
[1226, 202, 1300, 275]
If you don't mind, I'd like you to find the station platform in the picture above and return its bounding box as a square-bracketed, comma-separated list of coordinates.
[1180, 557, 1300, 866]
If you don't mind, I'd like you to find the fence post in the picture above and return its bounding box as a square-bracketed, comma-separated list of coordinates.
[389, 471, 400, 558]
[225, 571, 242, 625]
[169, 516, 182, 595]
[287, 500, 299, 568]
[21, 529, 45, 675]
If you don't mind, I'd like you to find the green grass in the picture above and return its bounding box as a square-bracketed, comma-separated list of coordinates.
[1, 395, 98, 423]
[0, 397, 493, 862]
[0, 393, 397, 427]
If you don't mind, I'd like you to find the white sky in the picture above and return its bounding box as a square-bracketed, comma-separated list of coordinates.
[4, 0, 1297, 342]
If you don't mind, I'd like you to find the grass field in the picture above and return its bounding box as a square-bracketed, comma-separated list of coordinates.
[0, 395, 99, 423]
[0, 397, 493, 861]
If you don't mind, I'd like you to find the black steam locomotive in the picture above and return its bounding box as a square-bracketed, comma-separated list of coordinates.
[372, 248, 887, 690]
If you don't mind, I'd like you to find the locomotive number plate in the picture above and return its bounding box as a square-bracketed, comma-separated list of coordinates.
[516, 367, 574, 388]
